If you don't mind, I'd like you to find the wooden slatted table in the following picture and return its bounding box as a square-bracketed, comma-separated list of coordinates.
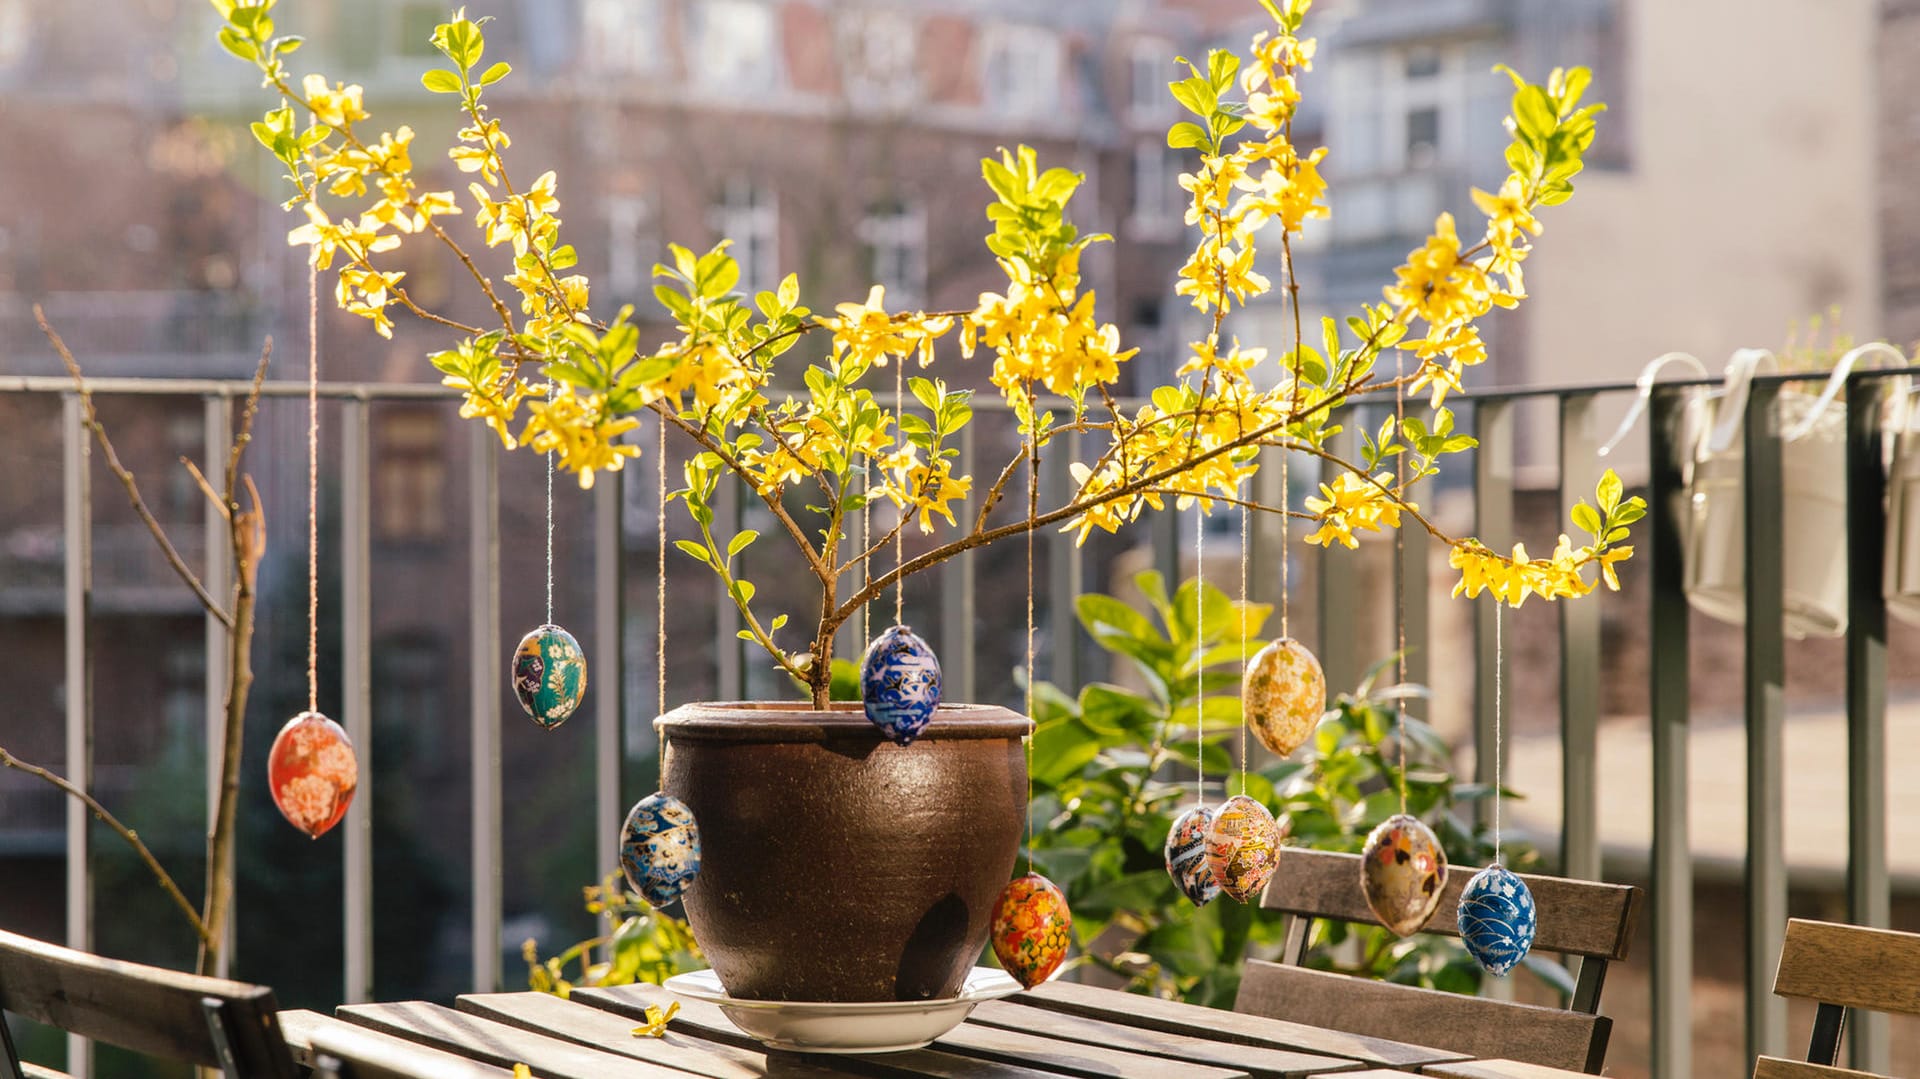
[275, 977, 1551, 1079]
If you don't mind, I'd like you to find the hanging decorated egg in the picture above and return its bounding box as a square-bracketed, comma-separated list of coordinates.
[859, 625, 942, 745]
[1203, 794, 1285, 903]
[620, 792, 701, 908]
[1360, 813, 1449, 936]
[512, 624, 587, 729]
[268, 711, 358, 839]
[990, 873, 1072, 989]
[1458, 864, 1537, 976]
[1242, 637, 1326, 758]
[1164, 805, 1221, 907]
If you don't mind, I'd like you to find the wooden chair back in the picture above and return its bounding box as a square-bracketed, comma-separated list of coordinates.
[1236, 848, 1640, 1074]
[1751, 917, 1920, 1079]
[0, 928, 298, 1079]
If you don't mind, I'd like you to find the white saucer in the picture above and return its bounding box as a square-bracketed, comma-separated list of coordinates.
[662, 967, 1022, 1053]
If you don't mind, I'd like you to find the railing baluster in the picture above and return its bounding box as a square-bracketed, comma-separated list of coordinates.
[201, 393, 234, 979]
[1743, 381, 1787, 1063]
[1472, 400, 1514, 827]
[1648, 387, 1693, 1079]
[1044, 431, 1081, 689]
[341, 398, 372, 1003]
[595, 469, 625, 895]
[468, 421, 502, 993]
[940, 424, 977, 703]
[1845, 373, 1891, 1074]
[1150, 499, 1180, 591]
[713, 473, 745, 700]
[1317, 410, 1360, 696]
[63, 392, 93, 1079]
[1558, 394, 1601, 881]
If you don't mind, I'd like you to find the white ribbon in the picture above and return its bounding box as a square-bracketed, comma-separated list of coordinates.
[1778, 341, 1909, 443]
[1597, 351, 1709, 457]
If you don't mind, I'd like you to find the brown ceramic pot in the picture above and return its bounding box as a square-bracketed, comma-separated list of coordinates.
[655, 701, 1030, 1003]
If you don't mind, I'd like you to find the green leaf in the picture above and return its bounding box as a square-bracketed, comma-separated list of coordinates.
[1166, 121, 1210, 151]
[421, 69, 463, 94]
[1513, 85, 1556, 143]
[479, 60, 511, 85]
[1570, 502, 1602, 537]
[1596, 469, 1623, 513]
[672, 540, 713, 566]
[1075, 593, 1161, 649]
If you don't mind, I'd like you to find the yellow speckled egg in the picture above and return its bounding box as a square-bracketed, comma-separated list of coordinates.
[1203, 794, 1285, 903]
[1360, 813, 1449, 936]
[1242, 638, 1326, 758]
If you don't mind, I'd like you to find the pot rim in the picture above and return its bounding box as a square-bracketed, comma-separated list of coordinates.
[654, 701, 1032, 743]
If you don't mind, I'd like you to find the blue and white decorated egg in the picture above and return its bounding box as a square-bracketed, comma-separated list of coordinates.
[619, 792, 701, 908]
[1458, 864, 1537, 976]
[859, 625, 942, 746]
[1164, 805, 1221, 907]
[512, 624, 587, 730]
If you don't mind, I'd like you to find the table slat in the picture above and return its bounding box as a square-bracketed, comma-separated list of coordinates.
[279, 1009, 518, 1079]
[966, 1000, 1360, 1079]
[1005, 981, 1467, 1068]
[458, 992, 843, 1079]
[573, 984, 1070, 1079]
[337, 1001, 697, 1078]
[937, 1022, 1250, 1079]
[1422, 1060, 1598, 1079]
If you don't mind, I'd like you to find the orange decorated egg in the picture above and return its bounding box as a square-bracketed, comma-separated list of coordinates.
[268, 710, 358, 839]
[1359, 813, 1448, 936]
[1204, 794, 1285, 903]
[990, 873, 1071, 989]
[1242, 638, 1326, 758]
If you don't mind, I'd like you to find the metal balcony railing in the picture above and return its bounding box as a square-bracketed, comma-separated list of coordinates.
[2, 366, 1916, 1078]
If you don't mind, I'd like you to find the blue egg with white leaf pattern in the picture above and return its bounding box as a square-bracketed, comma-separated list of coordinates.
[620, 792, 701, 909]
[1458, 864, 1536, 976]
[859, 625, 942, 746]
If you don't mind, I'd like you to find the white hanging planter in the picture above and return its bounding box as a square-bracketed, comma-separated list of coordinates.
[1680, 344, 1905, 640]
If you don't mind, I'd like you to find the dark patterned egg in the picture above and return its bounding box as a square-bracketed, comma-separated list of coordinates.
[268, 710, 358, 839]
[1242, 638, 1326, 758]
[1164, 805, 1221, 906]
[620, 792, 701, 909]
[859, 625, 942, 745]
[1203, 794, 1285, 903]
[990, 873, 1072, 989]
[513, 624, 587, 729]
[1360, 813, 1449, 936]
[1458, 864, 1537, 976]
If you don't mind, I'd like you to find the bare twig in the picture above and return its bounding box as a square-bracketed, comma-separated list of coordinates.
[37, 307, 235, 630]
[0, 746, 210, 945]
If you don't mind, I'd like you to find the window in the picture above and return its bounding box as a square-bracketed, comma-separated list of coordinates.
[1129, 140, 1182, 239]
[375, 632, 447, 769]
[396, 2, 442, 58]
[981, 25, 1061, 118]
[1128, 38, 1172, 124]
[858, 201, 926, 309]
[606, 195, 653, 299]
[1404, 47, 1441, 80]
[1404, 106, 1440, 168]
[582, 0, 664, 74]
[162, 644, 204, 745]
[693, 0, 779, 95]
[375, 408, 448, 543]
[837, 8, 918, 106]
[708, 178, 778, 297]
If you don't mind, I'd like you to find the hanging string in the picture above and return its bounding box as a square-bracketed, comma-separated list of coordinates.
[1194, 501, 1206, 787]
[1278, 449, 1290, 639]
[305, 261, 319, 715]
[894, 360, 906, 626]
[1394, 351, 1408, 815]
[862, 454, 872, 645]
[545, 388, 554, 627]
[1493, 599, 1504, 863]
[1239, 493, 1250, 795]
[1024, 414, 1037, 874]
[656, 414, 667, 765]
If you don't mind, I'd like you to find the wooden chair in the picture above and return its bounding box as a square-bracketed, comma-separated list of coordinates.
[0, 928, 298, 1079]
[1752, 917, 1920, 1079]
[1236, 848, 1641, 1075]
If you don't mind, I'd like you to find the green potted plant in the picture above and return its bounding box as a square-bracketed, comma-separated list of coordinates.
[212, 0, 1632, 1005]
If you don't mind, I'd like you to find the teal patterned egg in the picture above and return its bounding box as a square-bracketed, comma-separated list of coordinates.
[513, 624, 587, 729]
[1459, 864, 1536, 976]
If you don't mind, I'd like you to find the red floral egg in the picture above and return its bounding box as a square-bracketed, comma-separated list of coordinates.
[268, 711, 358, 839]
[990, 873, 1071, 989]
